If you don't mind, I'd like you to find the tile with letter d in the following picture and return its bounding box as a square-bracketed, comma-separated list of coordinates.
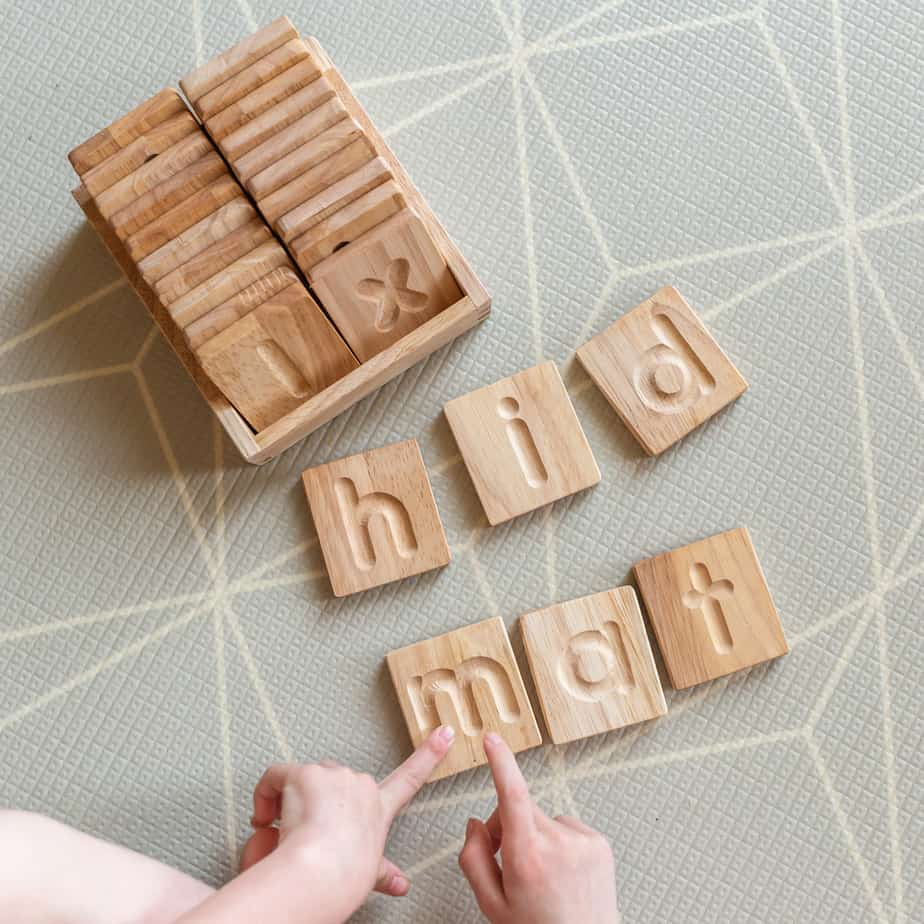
[443, 361, 600, 525]
[301, 439, 450, 597]
[519, 587, 666, 744]
[576, 286, 747, 455]
[387, 616, 541, 781]
[633, 527, 788, 689]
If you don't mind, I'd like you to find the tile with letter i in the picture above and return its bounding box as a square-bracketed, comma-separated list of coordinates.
[519, 587, 666, 744]
[302, 439, 450, 597]
[576, 286, 748, 455]
[633, 527, 788, 689]
[443, 361, 601, 525]
[387, 616, 541, 781]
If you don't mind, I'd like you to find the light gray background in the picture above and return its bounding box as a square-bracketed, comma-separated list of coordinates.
[1, 1, 922, 921]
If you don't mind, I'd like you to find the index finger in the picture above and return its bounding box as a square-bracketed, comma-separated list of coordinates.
[483, 732, 535, 841]
[379, 725, 455, 822]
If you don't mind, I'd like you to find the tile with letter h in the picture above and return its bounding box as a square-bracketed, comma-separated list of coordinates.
[302, 439, 450, 596]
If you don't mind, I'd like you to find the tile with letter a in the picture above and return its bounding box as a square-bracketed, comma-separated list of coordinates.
[444, 361, 601, 525]
[301, 439, 450, 597]
[519, 587, 666, 744]
[309, 208, 462, 361]
[387, 616, 542, 781]
[195, 283, 358, 431]
[633, 527, 788, 689]
[576, 286, 748, 455]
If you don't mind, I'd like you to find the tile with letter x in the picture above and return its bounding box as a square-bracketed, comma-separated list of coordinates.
[387, 616, 541, 781]
[633, 527, 788, 689]
[576, 286, 748, 455]
[443, 361, 601, 525]
[519, 587, 666, 744]
[301, 439, 450, 597]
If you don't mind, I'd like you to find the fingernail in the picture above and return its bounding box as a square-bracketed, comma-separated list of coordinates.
[465, 817, 475, 836]
[438, 724, 455, 743]
[484, 731, 501, 747]
[392, 875, 409, 894]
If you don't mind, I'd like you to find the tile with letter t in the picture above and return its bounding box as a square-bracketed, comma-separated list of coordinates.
[633, 527, 788, 689]
[576, 286, 748, 455]
[387, 616, 542, 781]
[301, 439, 450, 597]
[519, 587, 666, 744]
[443, 361, 601, 525]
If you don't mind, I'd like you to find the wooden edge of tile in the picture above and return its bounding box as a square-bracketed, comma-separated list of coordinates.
[180, 15, 297, 102]
[69, 88, 187, 175]
[304, 37, 490, 317]
[72, 184, 260, 462]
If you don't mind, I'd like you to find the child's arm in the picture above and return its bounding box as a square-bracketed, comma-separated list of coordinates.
[458, 733, 620, 924]
[176, 725, 454, 924]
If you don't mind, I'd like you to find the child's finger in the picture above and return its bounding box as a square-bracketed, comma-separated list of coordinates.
[239, 827, 279, 872]
[483, 732, 535, 844]
[374, 857, 410, 897]
[250, 763, 298, 827]
[379, 725, 455, 822]
[458, 818, 505, 918]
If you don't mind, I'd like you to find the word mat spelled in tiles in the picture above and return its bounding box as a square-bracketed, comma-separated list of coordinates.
[633, 527, 788, 689]
[519, 587, 666, 744]
[576, 286, 748, 455]
[387, 616, 542, 781]
[196, 283, 358, 431]
[310, 209, 463, 361]
[444, 361, 601, 525]
[302, 439, 450, 597]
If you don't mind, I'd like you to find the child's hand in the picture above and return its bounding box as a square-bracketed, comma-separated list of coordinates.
[459, 733, 619, 924]
[242, 724, 456, 903]
[177, 725, 455, 924]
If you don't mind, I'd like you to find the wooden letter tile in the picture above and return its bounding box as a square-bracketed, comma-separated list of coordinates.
[222, 76, 337, 163]
[197, 283, 358, 431]
[290, 180, 406, 273]
[276, 157, 391, 241]
[180, 16, 298, 102]
[633, 527, 788, 689]
[387, 616, 541, 781]
[519, 587, 666, 744]
[256, 132, 372, 221]
[195, 38, 313, 124]
[301, 439, 450, 596]
[444, 361, 601, 525]
[576, 286, 748, 455]
[309, 208, 460, 361]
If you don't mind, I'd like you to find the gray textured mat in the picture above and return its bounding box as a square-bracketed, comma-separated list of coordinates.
[1, 2, 922, 922]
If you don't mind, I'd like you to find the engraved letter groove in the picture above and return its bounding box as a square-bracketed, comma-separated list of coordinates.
[682, 562, 735, 653]
[557, 620, 636, 702]
[356, 257, 429, 332]
[333, 477, 418, 571]
[407, 656, 521, 737]
[633, 307, 716, 415]
[497, 396, 549, 487]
